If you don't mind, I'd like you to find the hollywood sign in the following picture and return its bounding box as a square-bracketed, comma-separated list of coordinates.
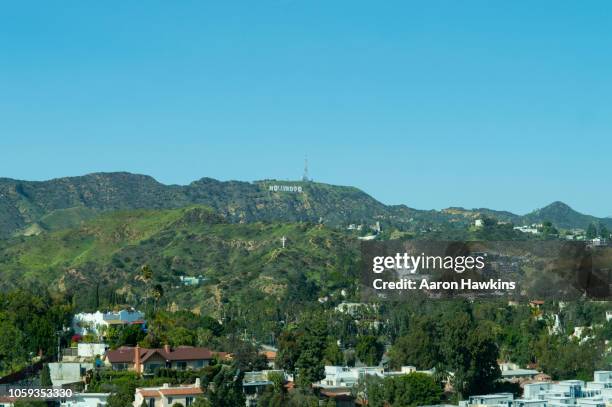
[268, 185, 303, 193]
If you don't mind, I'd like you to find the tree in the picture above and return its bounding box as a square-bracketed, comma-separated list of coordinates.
[208, 366, 245, 407]
[140, 264, 153, 314]
[587, 223, 597, 239]
[366, 373, 442, 407]
[191, 397, 211, 407]
[232, 341, 268, 372]
[541, 221, 558, 237]
[439, 303, 500, 397]
[599, 223, 610, 239]
[294, 314, 328, 388]
[355, 335, 384, 366]
[323, 340, 343, 366]
[151, 284, 164, 313]
[389, 317, 440, 370]
[277, 330, 301, 374]
[40, 363, 52, 386]
[257, 372, 287, 407]
[106, 324, 146, 348]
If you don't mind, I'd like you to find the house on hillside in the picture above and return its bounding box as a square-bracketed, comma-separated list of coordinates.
[243, 370, 286, 407]
[0, 397, 16, 407]
[60, 393, 110, 407]
[260, 350, 276, 369]
[105, 345, 228, 373]
[72, 309, 145, 336]
[48, 362, 94, 388]
[133, 380, 203, 407]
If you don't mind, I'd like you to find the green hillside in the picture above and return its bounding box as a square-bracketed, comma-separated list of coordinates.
[0, 206, 359, 337]
[0, 173, 396, 237]
[1, 172, 610, 238]
[521, 201, 611, 229]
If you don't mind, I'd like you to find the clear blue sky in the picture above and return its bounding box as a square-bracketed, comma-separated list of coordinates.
[1, 1, 611, 216]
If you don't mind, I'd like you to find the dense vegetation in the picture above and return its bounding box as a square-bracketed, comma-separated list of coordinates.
[1, 179, 611, 405]
[0, 206, 360, 342]
[0, 290, 72, 375]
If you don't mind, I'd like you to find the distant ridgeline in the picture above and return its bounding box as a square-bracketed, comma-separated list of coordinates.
[0, 172, 610, 238]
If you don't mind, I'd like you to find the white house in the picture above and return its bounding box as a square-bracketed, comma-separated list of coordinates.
[591, 237, 608, 247]
[318, 366, 385, 388]
[72, 309, 144, 336]
[460, 372, 612, 407]
[77, 343, 107, 358]
[0, 397, 15, 407]
[48, 362, 94, 387]
[316, 365, 431, 389]
[61, 393, 110, 407]
[133, 380, 203, 407]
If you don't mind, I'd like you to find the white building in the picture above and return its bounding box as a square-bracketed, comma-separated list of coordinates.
[243, 370, 286, 407]
[513, 225, 541, 235]
[61, 393, 110, 407]
[77, 343, 107, 358]
[72, 309, 144, 336]
[0, 397, 15, 407]
[460, 372, 612, 407]
[316, 365, 431, 389]
[318, 366, 385, 388]
[133, 380, 203, 407]
[48, 362, 94, 387]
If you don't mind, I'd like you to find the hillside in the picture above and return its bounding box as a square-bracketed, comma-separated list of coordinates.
[0, 173, 399, 237]
[521, 201, 612, 230]
[1, 172, 610, 237]
[0, 206, 359, 336]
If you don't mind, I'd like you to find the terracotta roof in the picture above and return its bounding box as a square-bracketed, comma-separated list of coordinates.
[159, 388, 203, 396]
[166, 347, 215, 361]
[137, 387, 203, 398]
[139, 390, 161, 398]
[320, 389, 352, 397]
[107, 346, 219, 364]
[261, 351, 276, 360]
[106, 347, 143, 363]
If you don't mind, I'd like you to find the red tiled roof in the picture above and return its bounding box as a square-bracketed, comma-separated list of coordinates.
[261, 351, 276, 361]
[159, 388, 203, 396]
[137, 387, 203, 398]
[166, 347, 215, 361]
[107, 346, 219, 364]
[139, 390, 161, 398]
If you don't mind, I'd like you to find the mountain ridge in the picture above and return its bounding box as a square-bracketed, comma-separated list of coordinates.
[0, 172, 609, 237]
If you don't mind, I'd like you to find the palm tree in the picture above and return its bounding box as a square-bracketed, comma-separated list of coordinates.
[140, 265, 153, 314]
[151, 284, 164, 313]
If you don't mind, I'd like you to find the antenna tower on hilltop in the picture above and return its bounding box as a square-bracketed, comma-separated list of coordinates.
[302, 157, 310, 182]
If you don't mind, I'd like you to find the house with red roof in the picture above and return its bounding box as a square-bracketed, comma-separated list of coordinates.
[133, 379, 203, 407]
[105, 345, 227, 373]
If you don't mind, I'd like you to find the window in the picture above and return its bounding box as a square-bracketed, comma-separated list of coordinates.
[176, 361, 187, 370]
[148, 399, 155, 407]
[145, 363, 163, 373]
[186, 397, 194, 406]
[167, 397, 173, 405]
[195, 360, 204, 368]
